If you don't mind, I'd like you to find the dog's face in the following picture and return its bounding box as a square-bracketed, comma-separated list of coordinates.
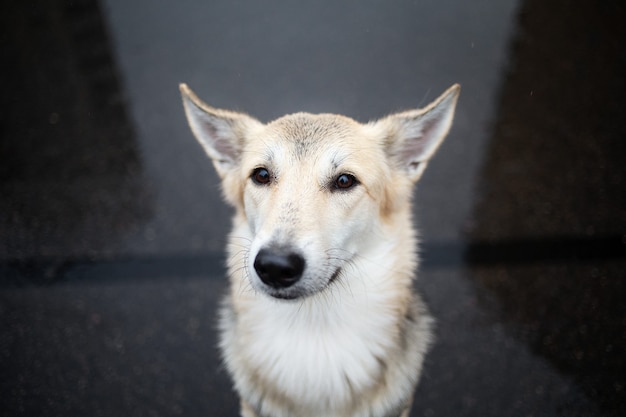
[238, 114, 391, 300]
[181, 84, 459, 300]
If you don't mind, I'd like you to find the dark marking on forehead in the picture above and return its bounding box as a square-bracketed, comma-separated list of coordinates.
[269, 113, 356, 160]
[330, 152, 347, 170]
[265, 148, 275, 163]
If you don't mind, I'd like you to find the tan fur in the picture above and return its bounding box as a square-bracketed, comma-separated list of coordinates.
[180, 83, 459, 417]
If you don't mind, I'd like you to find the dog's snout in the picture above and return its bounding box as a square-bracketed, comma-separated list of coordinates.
[254, 249, 305, 288]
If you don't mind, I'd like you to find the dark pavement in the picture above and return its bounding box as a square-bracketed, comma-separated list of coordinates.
[1, 0, 625, 416]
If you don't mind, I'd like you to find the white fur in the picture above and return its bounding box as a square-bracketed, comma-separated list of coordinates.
[180, 83, 460, 417]
[220, 220, 430, 417]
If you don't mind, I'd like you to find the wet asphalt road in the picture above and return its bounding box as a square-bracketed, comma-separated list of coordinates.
[1, 0, 625, 416]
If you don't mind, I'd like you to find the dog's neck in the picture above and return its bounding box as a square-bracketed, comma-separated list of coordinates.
[223, 209, 420, 414]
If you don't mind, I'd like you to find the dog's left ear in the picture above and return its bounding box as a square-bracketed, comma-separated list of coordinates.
[378, 84, 460, 182]
[180, 83, 262, 179]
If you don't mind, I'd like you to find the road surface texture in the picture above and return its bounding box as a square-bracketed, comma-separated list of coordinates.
[1, 0, 625, 416]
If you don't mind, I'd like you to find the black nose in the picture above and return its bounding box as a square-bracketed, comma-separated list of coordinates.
[253, 249, 305, 288]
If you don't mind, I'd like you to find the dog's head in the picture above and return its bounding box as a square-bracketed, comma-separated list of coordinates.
[181, 84, 459, 300]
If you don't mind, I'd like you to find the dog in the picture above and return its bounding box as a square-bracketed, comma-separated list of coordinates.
[180, 83, 460, 417]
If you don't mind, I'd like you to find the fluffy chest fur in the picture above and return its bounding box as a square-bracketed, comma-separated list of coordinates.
[218, 220, 432, 417]
[228, 290, 400, 408]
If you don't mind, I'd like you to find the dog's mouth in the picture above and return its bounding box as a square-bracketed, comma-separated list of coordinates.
[267, 267, 342, 301]
[269, 292, 300, 301]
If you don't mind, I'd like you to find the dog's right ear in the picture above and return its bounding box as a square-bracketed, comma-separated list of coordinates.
[377, 84, 460, 182]
[180, 83, 262, 178]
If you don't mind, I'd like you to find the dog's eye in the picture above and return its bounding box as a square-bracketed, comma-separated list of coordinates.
[251, 167, 271, 185]
[334, 174, 357, 190]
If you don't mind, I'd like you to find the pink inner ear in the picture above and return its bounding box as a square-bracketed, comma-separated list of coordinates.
[397, 107, 449, 168]
[397, 119, 430, 165]
[414, 116, 441, 157]
[201, 120, 239, 162]
[388, 84, 459, 173]
[186, 99, 240, 164]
